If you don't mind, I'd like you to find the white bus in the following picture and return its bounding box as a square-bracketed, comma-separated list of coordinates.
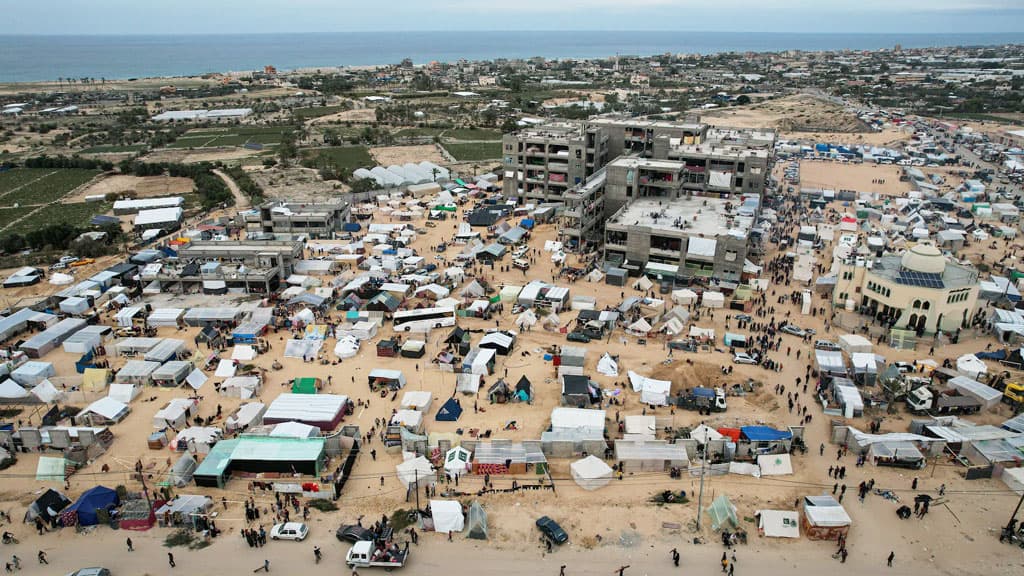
[393, 306, 457, 332]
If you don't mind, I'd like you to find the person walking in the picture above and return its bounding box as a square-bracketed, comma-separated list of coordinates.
[729, 563, 735, 576]
[126, 537, 133, 552]
[314, 546, 322, 564]
[722, 552, 729, 573]
[167, 552, 175, 568]
[253, 559, 270, 572]
[10, 556, 18, 570]
[912, 477, 918, 490]
[615, 566, 630, 576]
[887, 551, 895, 567]
[671, 548, 680, 567]
[36, 552, 47, 566]
[560, 565, 566, 576]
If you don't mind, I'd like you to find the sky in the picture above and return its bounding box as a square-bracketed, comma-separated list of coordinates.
[2, 0, 1023, 35]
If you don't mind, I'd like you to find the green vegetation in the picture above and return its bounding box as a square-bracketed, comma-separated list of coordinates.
[80, 144, 149, 154]
[444, 128, 503, 141]
[292, 105, 349, 120]
[4, 202, 113, 237]
[0, 207, 34, 229]
[0, 169, 99, 206]
[444, 142, 502, 161]
[222, 166, 264, 202]
[393, 127, 444, 139]
[0, 169, 57, 195]
[306, 499, 338, 512]
[168, 126, 295, 149]
[120, 160, 233, 209]
[300, 146, 374, 180]
[942, 113, 1024, 126]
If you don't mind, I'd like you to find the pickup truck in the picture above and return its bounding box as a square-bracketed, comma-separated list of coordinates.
[676, 386, 728, 412]
[906, 387, 982, 415]
[346, 540, 409, 570]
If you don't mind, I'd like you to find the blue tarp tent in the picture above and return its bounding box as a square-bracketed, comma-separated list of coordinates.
[520, 218, 535, 230]
[342, 222, 362, 232]
[740, 426, 792, 442]
[436, 397, 463, 421]
[64, 486, 119, 526]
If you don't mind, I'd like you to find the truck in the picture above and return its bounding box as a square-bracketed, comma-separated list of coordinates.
[346, 540, 409, 570]
[677, 387, 727, 413]
[906, 387, 982, 415]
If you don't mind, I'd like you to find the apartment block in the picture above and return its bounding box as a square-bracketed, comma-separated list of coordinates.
[589, 118, 706, 159]
[502, 123, 608, 203]
[602, 157, 758, 282]
[558, 168, 607, 248]
[242, 200, 351, 239]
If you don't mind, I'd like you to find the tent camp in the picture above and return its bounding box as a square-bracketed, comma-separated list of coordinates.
[570, 455, 613, 491]
[427, 499, 464, 534]
[436, 397, 463, 421]
[153, 398, 197, 429]
[702, 291, 725, 309]
[225, 402, 266, 433]
[61, 486, 120, 527]
[757, 510, 800, 538]
[444, 446, 472, 477]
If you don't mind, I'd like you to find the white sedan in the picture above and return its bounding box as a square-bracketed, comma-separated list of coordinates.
[270, 522, 309, 541]
[732, 352, 759, 365]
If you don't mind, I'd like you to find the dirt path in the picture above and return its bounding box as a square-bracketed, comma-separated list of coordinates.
[213, 168, 251, 210]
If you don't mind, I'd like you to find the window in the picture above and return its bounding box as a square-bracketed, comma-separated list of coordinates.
[842, 271, 854, 280]
[725, 250, 737, 262]
[738, 162, 746, 172]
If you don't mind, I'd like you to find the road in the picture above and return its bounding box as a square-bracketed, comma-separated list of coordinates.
[213, 168, 250, 210]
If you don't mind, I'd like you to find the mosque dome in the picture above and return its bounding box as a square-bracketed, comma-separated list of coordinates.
[900, 243, 945, 274]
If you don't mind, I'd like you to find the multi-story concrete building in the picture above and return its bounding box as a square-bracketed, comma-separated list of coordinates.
[831, 243, 980, 335]
[241, 200, 351, 239]
[589, 118, 706, 159]
[502, 123, 608, 203]
[602, 157, 757, 282]
[558, 168, 607, 249]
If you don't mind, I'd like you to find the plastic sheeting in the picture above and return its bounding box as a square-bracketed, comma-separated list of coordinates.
[570, 455, 613, 491]
[428, 499, 465, 534]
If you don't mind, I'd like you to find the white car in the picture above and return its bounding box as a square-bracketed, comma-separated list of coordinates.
[732, 352, 758, 365]
[270, 522, 309, 541]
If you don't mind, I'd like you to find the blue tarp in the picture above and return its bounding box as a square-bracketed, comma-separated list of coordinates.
[815, 143, 829, 152]
[976, 349, 1007, 360]
[692, 387, 716, 399]
[435, 397, 463, 421]
[520, 218, 535, 230]
[342, 222, 362, 232]
[740, 426, 792, 442]
[65, 485, 119, 526]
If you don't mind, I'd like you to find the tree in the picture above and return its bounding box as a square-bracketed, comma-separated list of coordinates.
[736, 95, 752, 106]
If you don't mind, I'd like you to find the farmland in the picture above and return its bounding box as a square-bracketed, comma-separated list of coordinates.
[292, 105, 350, 120]
[80, 144, 149, 154]
[443, 128, 503, 141]
[0, 168, 100, 206]
[300, 146, 375, 173]
[443, 142, 502, 161]
[169, 126, 295, 149]
[3, 201, 113, 237]
[0, 206, 35, 230]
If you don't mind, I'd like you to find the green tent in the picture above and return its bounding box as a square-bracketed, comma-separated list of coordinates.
[291, 377, 318, 394]
[706, 494, 738, 531]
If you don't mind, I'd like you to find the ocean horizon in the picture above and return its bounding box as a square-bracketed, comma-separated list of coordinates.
[2, 30, 1023, 83]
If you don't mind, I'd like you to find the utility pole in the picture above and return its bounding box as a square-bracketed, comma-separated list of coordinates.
[1006, 491, 1024, 532]
[695, 446, 707, 530]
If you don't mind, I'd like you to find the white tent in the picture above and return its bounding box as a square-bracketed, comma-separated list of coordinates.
[185, 369, 207, 391]
[333, 336, 360, 359]
[691, 424, 724, 445]
[107, 383, 141, 404]
[0, 379, 28, 399]
[226, 402, 265, 433]
[570, 455, 614, 491]
[627, 370, 672, 406]
[284, 339, 322, 359]
[837, 334, 872, 355]
[586, 269, 604, 282]
[291, 308, 316, 325]
[632, 276, 653, 291]
[955, 354, 988, 380]
[757, 510, 800, 538]
[270, 421, 319, 438]
[401, 391, 433, 412]
[220, 376, 261, 399]
[153, 398, 196, 429]
[626, 318, 652, 336]
[428, 499, 465, 534]
[231, 345, 256, 361]
[756, 453, 794, 476]
[214, 359, 237, 378]
[662, 317, 685, 336]
[30, 379, 63, 403]
[515, 309, 537, 328]
[672, 288, 697, 305]
[702, 291, 725, 308]
[550, 407, 606, 434]
[1002, 466, 1024, 495]
[443, 446, 472, 477]
[78, 397, 129, 423]
[596, 353, 619, 377]
[396, 456, 436, 488]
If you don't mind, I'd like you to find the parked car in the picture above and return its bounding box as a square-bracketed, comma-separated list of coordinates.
[814, 340, 840, 351]
[566, 332, 591, 343]
[336, 524, 374, 543]
[536, 516, 569, 544]
[513, 258, 530, 271]
[893, 361, 914, 373]
[65, 569, 111, 576]
[735, 314, 752, 322]
[270, 522, 309, 541]
[732, 352, 759, 365]
[780, 325, 806, 337]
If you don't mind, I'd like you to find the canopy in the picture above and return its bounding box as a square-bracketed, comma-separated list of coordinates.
[570, 455, 613, 491]
[428, 499, 464, 534]
[396, 456, 435, 487]
[756, 453, 793, 476]
[64, 486, 119, 526]
[757, 510, 800, 538]
[596, 353, 618, 376]
[36, 457, 68, 482]
[436, 397, 463, 421]
[444, 446, 472, 477]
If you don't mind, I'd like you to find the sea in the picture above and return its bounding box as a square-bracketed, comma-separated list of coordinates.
[1, 31, 1023, 83]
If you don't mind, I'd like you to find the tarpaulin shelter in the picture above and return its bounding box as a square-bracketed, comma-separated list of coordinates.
[436, 397, 463, 421]
[36, 457, 69, 482]
[263, 393, 348, 431]
[756, 453, 794, 476]
[62, 486, 120, 527]
[802, 495, 851, 540]
[24, 488, 70, 524]
[396, 456, 436, 488]
[706, 494, 738, 530]
[444, 446, 472, 477]
[0, 379, 29, 400]
[465, 501, 488, 540]
[757, 510, 800, 538]
[220, 376, 261, 399]
[570, 455, 613, 491]
[741, 426, 792, 442]
[291, 377, 318, 394]
[427, 499, 465, 534]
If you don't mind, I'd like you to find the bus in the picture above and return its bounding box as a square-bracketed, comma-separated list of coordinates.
[392, 306, 457, 332]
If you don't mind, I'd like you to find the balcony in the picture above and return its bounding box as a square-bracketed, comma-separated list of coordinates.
[547, 162, 569, 172]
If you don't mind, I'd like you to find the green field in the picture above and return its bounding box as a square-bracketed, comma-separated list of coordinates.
[169, 126, 295, 149]
[443, 128, 503, 141]
[300, 146, 374, 173]
[444, 142, 502, 161]
[0, 168, 56, 195]
[80, 144, 149, 154]
[0, 207, 35, 229]
[393, 127, 444, 139]
[292, 105, 349, 120]
[0, 169, 99, 206]
[4, 202, 113, 236]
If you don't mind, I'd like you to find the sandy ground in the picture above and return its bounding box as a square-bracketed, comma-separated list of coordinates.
[370, 145, 447, 167]
[796, 161, 911, 197]
[141, 148, 262, 165]
[65, 175, 195, 203]
[0, 170, 1023, 575]
[700, 95, 866, 133]
[249, 165, 347, 201]
[309, 108, 377, 125]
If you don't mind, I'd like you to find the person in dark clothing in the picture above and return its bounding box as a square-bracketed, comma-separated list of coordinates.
[560, 565, 566, 576]
[37, 551, 47, 565]
[671, 548, 680, 566]
[887, 551, 894, 567]
[167, 552, 175, 568]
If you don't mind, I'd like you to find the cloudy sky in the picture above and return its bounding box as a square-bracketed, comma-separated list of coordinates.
[3, 0, 1022, 34]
